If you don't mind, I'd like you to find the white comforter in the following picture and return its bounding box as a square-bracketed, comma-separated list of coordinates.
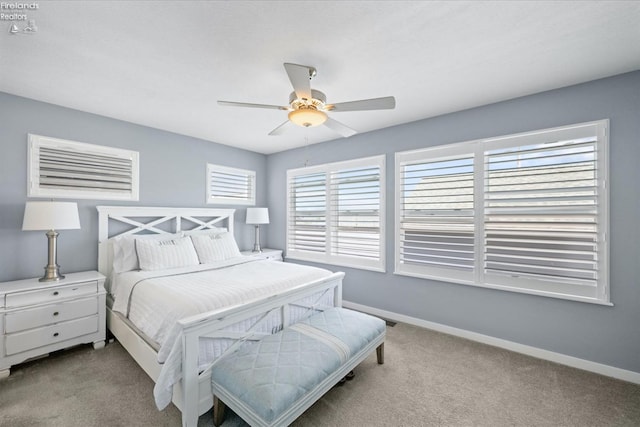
[111, 257, 334, 409]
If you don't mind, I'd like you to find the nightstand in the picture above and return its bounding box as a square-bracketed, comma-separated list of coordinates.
[241, 248, 283, 261]
[0, 271, 106, 378]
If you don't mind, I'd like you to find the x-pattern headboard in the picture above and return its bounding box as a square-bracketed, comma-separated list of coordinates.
[96, 206, 236, 279]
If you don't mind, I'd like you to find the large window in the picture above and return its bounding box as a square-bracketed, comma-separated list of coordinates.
[28, 134, 139, 201]
[395, 120, 609, 304]
[287, 155, 385, 272]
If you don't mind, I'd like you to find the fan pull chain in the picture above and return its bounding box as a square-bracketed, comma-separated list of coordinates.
[303, 136, 310, 167]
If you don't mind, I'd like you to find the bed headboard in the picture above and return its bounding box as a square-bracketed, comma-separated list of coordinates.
[96, 206, 236, 279]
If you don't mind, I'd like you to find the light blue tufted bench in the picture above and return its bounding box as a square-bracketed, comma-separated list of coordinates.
[211, 307, 386, 427]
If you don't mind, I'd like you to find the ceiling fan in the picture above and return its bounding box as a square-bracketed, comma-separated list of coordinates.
[218, 63, 396, 137]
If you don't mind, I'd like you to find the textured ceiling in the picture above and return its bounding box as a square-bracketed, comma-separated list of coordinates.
[1, 1, 639, 154]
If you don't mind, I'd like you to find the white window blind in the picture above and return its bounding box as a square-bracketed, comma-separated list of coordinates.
[395, 120, 609, 304]
[28, 134, 139, 201]
[398, 154, 476, 283]
[206, 164, 256, 206]
[329, 164, 382, 260]
[288, 172, 327, 254]
[484, 138, 598, 284]
[287, 155, 385, 272]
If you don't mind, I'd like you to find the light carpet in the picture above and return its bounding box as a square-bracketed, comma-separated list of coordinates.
[1, 321, 639, 426]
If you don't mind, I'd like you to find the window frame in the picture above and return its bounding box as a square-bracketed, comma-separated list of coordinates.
[286, 155, 386, 272]
[27, 134, 139, 201]
[395, 120, 610, 305]
[206, 163, 256, 206]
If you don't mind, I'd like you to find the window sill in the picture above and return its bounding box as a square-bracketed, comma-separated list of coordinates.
[393, 269, 613, 306]
[286, 254, 385, 274]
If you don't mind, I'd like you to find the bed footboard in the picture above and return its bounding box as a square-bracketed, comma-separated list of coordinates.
[168, 272, 344, 427]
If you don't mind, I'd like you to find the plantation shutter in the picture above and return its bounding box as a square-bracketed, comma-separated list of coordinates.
[398, 155, 475, 281]
[28, 134, 139, 201]
[207, 164, 256, 205]
[329, 164, 381, 260]
[287, 172, 327, 254]
[484, 136, 599, 286]
[395, 120, 607, 304]
[287, 155, 385, 271]
[39, 147, 133, 192]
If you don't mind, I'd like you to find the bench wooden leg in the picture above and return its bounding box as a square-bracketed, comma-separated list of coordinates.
[213, 395, 226, 427]
[376, 343, 384, 364]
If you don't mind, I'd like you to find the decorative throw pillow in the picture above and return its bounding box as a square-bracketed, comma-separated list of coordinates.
[135, 236, 200, 271]
[190, 232, 242, 264]
[112, 233, 182, 273]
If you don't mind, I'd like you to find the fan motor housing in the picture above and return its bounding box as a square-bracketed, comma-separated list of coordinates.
[289, 89, 327, 110]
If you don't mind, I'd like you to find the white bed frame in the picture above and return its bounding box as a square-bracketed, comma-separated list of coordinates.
[96, 206, 344, 427]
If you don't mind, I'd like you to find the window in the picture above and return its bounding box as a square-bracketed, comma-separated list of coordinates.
[395, 120, 609, 304]
[287, 155, 385, 272]
[206, 164, 256, 205]
[28, 134, 139, 201]
[397, 149, 476, 284]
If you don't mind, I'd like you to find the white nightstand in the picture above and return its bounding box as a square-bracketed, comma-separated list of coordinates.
[0, 271, 106, 378]
[241, 248, 283, 262]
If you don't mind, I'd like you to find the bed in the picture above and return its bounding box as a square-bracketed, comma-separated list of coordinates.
[97, 206, 344, 427]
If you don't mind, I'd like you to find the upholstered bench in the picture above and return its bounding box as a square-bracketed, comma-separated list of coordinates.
[211, 307, 386, 427]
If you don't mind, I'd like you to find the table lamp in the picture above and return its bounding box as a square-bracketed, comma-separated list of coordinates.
[246, 207, 269, 253]
[22, 201, 80, 282]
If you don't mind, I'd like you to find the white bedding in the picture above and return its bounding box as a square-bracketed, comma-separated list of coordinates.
[110, 257, 334, 409]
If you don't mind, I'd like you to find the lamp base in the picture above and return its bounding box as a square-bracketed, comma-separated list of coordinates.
[39, 229, 64, 282]
[39, 264, 64, 282]
[252, 225, 262, 253]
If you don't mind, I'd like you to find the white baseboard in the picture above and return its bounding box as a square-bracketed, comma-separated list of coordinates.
[343, 300, 640, 385]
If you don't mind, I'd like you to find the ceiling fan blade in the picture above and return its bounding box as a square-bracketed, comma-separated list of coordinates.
[268, 120, 294, 136]
[218, 100, 288, 110]
[324, 117, 357, 138]
[326, 96, 396, 112]
[283, 63, 313, 100]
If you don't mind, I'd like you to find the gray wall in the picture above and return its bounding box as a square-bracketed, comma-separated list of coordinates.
[266, 71, 640, 374]
[0, 92, 268, 282]
[1, 72, 638, 375]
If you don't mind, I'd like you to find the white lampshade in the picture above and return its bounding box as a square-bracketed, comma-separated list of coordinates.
[22, 201, 81, 231]
[246, 207, 269, 225]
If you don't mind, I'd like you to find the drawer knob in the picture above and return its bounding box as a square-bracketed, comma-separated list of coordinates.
[53, 291, 59, 296]
[53, 311, 59, 317]
[53, 332, 59, 337]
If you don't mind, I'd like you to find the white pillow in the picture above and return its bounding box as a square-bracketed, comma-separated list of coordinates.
[111, 233, 181, 273]
[135, 236, 200, 271]
[190, 232, 241, 264]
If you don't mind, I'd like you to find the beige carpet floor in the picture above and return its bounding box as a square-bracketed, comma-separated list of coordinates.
[1, 321, 639, 426]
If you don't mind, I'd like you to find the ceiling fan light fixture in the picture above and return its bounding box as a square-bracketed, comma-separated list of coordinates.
[218, 63, 395, 137]
[288, 108, 327, 128]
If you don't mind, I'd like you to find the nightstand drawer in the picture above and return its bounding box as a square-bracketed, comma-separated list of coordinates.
[5, 297, 98, 333]
[5, 281, 97, 308]
[5, 315, 99, 356]
[241, 249, 283, 262]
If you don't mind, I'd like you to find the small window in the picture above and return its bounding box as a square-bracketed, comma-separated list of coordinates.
[206, 164, 256, 206]
[28, 134, 139, 201]
[287, 155, 385, 272]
